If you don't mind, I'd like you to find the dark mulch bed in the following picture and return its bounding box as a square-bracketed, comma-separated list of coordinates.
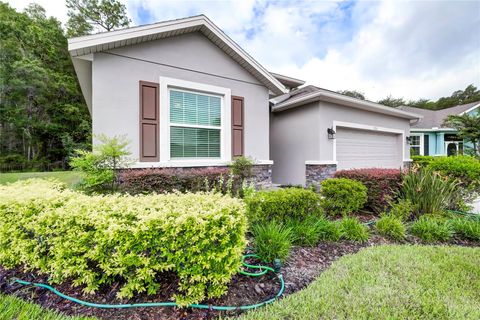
[1, 233, 478, 320]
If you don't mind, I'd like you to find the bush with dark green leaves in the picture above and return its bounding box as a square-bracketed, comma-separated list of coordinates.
[338, 217, 369, 242]
[245, 188, 321, 224]
[320, 178, 368, 216]
[252, 221, 292, 262]
[375, 215, 406, 240]
[410, 216, 453, 243]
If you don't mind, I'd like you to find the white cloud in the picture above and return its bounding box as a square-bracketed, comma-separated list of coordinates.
[6, 0, 69, 23]
[5, 0, 480, 101]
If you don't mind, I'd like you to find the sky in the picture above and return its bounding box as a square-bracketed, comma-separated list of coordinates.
[6, 0, 480, 101]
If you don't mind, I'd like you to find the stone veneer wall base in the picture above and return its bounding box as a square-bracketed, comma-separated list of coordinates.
[305, 164, 337, 189]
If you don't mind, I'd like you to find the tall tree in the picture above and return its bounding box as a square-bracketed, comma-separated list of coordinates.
[338, 90, 366, 100]
[378, 95, 407, 108]
[0, 2, 90, 165]
[66, 0, 130, 37]
[444, 111, 480, 157]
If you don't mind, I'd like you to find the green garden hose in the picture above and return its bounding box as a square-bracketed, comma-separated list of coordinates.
[12, 254, 284, 311]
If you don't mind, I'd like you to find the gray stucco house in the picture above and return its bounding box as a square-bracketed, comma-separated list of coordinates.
[68, 15, 421, 187]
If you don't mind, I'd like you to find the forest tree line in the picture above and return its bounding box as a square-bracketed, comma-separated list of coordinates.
[0, 1, 478, 168]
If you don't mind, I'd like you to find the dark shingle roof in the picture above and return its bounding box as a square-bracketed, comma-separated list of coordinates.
[398, 101, 480, 129]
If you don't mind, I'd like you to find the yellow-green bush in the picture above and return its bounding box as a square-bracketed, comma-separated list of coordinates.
[0, 179, 247, 305]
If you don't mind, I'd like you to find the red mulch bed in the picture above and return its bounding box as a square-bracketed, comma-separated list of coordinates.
[1, 232, 478, 320]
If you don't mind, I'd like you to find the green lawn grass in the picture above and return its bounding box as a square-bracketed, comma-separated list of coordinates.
[0, 293, 94, 320]
[242, 245, 480, 320]
[0, 171, 82, 187]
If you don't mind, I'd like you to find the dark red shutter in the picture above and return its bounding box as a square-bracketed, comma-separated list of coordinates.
[139, 81, 159, 162]
[232, 96, 244, 157]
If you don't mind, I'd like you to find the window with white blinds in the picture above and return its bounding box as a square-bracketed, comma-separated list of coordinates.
[169, 89, 221, 158]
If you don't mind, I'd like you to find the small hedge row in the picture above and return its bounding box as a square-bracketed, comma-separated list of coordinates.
[334, 169, 403, 213]
[245, 188, 322, 224]
[118, 167, 237, 194]
[0, 179, 247, 305]
[319, 178, 367, 216]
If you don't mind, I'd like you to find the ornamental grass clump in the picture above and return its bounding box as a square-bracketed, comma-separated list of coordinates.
[375, 215, 406, 241]
[410, 216, 453, 243]
[399, 167, 459, 217]
[0, 179, 247, 305]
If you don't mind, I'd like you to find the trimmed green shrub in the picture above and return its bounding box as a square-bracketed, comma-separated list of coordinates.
[428, 156, 480, 188]
[411, 216, 453, 243]
[320, 178, 368, 216]
[252, 221, 292, 263]
[316, 218, 342, 242]
[388, 199, 415, 221]
[399, 167, 459, 216]
[411, 155, 436, 167]
[375, 215, 406, 240]
[339, 217, 369, 242]
[0, 179, 247, 305]
[245, 188, 321, 224]
[451, 218, 480, 241]
[334, 169, 402, 213]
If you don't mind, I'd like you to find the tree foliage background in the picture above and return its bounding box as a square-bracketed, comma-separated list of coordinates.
[0, 2, 91, 166]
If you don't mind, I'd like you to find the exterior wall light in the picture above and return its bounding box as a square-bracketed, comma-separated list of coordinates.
[406, 136, 412, 144]
[327, 127, 336, 139]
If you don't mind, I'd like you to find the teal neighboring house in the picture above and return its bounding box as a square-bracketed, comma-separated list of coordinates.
[399, 101, 480, 156]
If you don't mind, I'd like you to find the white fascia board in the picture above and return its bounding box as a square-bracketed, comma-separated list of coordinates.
[411, 128, 457, 132]
[68, 15, 287, 95]
[272, 91, 423, 120]
[460, 103, 480, 115]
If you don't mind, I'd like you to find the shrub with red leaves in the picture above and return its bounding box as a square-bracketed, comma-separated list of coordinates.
[118, 167, 237, 194]
[334, 168, 403, 213]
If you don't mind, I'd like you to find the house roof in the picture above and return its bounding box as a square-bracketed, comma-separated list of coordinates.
[270, 72, 305, 89]
[68, 15, 288, 109]
[270, 85, 422, 120]
[398, 101, 480, 129]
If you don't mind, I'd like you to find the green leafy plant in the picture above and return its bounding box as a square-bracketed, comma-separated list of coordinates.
[0, 179, 247, 305]
[286, 216, 323, 246]
[252, 221, 292, 263]
[229, 156, 254, 181]
[387, 199, 415, 221]
[450, 218, 480, 241]
[411, 155, 437, 167]
[70, 134, 131, 193]
[319, 178, 368, 216]
[315, 218, 342, 242]
[375, 215, 406, 240]
[410, 216, 453, 243]
[338, 217, 369, 242]
[245, 188, 322, 224]
[399, 167, 459, 216]
[428, 156, 480, 193]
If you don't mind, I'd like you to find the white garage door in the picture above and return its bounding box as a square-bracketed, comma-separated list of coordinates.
[336, 127, 402, 170]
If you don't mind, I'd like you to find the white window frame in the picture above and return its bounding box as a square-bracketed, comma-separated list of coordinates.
[410, 133, 424, 156]
[159, 76, 232, 167]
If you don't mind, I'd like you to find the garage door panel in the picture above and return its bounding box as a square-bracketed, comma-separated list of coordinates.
[336, 127, 401, 170]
